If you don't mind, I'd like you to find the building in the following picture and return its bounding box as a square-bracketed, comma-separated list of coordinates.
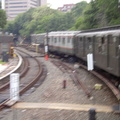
[57, 4, 75, 13]
[2, 0, 47, 20]
[0, 34, 13, 60]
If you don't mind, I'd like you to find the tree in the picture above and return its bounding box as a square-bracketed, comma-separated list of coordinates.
[5, 6, 74, 40]
[5, 0, 120, 38]
[0, 1, 7, 28]
[71, 1, 88, 19]
[0, 1, 1, 8]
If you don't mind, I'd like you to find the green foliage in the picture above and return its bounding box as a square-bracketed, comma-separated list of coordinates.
[0, 9, 7, 28]
[4, 0, 120, 39]
[71, 1, 88, 19]
[75, 16, 85, 30]
[5, 6, 74, 40]
[0, 59, 6, 64]
[0, 1, 7, 28]
[74, 0, 120, 30]
[105, 0, 120, 25]
[0, 1, 1, 9]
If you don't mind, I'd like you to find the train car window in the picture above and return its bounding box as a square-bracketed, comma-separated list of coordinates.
[62, 38, 65, 44]
[86, 37, 92, 50]
[59, 37, 60, 43]
[57, 37, 59, 43]
[67, 37, 70, 43]
[51, 38, 53, 43]
[54, 38, 57, 43]
[101, 37, 105, 44]
[97, 37, 102, 53]
[113, 37, 119, 57]
[80, 37, 82, 42]
[79, 37, 83, 48]
[88, 37, 91, 43]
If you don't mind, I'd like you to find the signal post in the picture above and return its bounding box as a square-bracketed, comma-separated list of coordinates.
[44, 32, 49, 60]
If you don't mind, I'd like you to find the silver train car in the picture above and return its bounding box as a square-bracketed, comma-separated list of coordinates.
[48, 31, 80, 55]
[31, 29, 120, 77]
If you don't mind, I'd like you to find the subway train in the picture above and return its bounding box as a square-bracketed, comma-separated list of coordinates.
[31, 29, 120, 77]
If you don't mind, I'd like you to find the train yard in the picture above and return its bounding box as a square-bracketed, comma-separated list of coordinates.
[0, 47, 120, 120]
[0, 48, 47, 111]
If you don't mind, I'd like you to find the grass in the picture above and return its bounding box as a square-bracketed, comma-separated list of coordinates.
[0, 59, 6, 64]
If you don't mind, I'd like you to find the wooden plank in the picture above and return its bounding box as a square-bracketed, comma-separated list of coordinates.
[12, 102, 113, 113]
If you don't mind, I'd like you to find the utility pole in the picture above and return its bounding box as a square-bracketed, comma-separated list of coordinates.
[44, 31, 49, 60]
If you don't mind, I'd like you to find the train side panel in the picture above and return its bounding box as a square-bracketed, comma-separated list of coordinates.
[48, 31, 79, 55]
[75, 33, 95, 61]
[106, 33, 120, 76]
[75, 30, 120, 77]
[94, 34, 108, 69]
[94, 32, 120, 77]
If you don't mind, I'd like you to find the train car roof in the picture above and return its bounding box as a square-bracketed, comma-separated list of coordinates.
[76, 29, 120, 37]
[48, 31, 80, 37]
[31, 33, 46, 36]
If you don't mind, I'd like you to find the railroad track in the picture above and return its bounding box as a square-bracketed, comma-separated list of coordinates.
[0, 48, 47, 110]
[50, 57, 120, 101]
[78, 63, 120, 100]
[0, 53, 29, 91]
[18, 45, 120, 101]
[51, 59, 91, 98]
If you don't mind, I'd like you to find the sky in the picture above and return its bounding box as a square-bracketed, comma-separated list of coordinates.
[47, 0, 91, 9]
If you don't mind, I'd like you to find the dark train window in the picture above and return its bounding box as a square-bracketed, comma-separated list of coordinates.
[62, 38, 65, 44]
[88, 37, 91, 43]
[97, 36, 106, 54]
[80, 37, 82, 42]
[101, 37, 105, 44]
[98, 45, 102, 53]
[86, 37, 92, 50]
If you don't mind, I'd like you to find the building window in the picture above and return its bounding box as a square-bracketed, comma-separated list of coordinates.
[6, 6, 27, 8]
[6, 2, 27, 5]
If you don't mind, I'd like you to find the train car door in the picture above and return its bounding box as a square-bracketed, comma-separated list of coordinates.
[118, 35, 120, 77]
[107, 34, 120, 76]
[78, 36, 84, 58]
[107, 35, 114, 68]
[84, 36, 93, 60]
[74, 36, 79, 57]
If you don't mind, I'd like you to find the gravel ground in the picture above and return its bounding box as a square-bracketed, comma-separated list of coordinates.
[0, 49, 120, 120]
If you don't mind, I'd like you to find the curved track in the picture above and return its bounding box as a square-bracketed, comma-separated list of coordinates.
[77, 63, 120, 100]
[0, 48, 47, 110]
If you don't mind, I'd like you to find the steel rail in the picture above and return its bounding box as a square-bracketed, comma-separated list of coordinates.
[51, 60, 91, 97]
[79, 63, 120, 100]
[0, 53, 29, 91]
[0, 49, 47, 110]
